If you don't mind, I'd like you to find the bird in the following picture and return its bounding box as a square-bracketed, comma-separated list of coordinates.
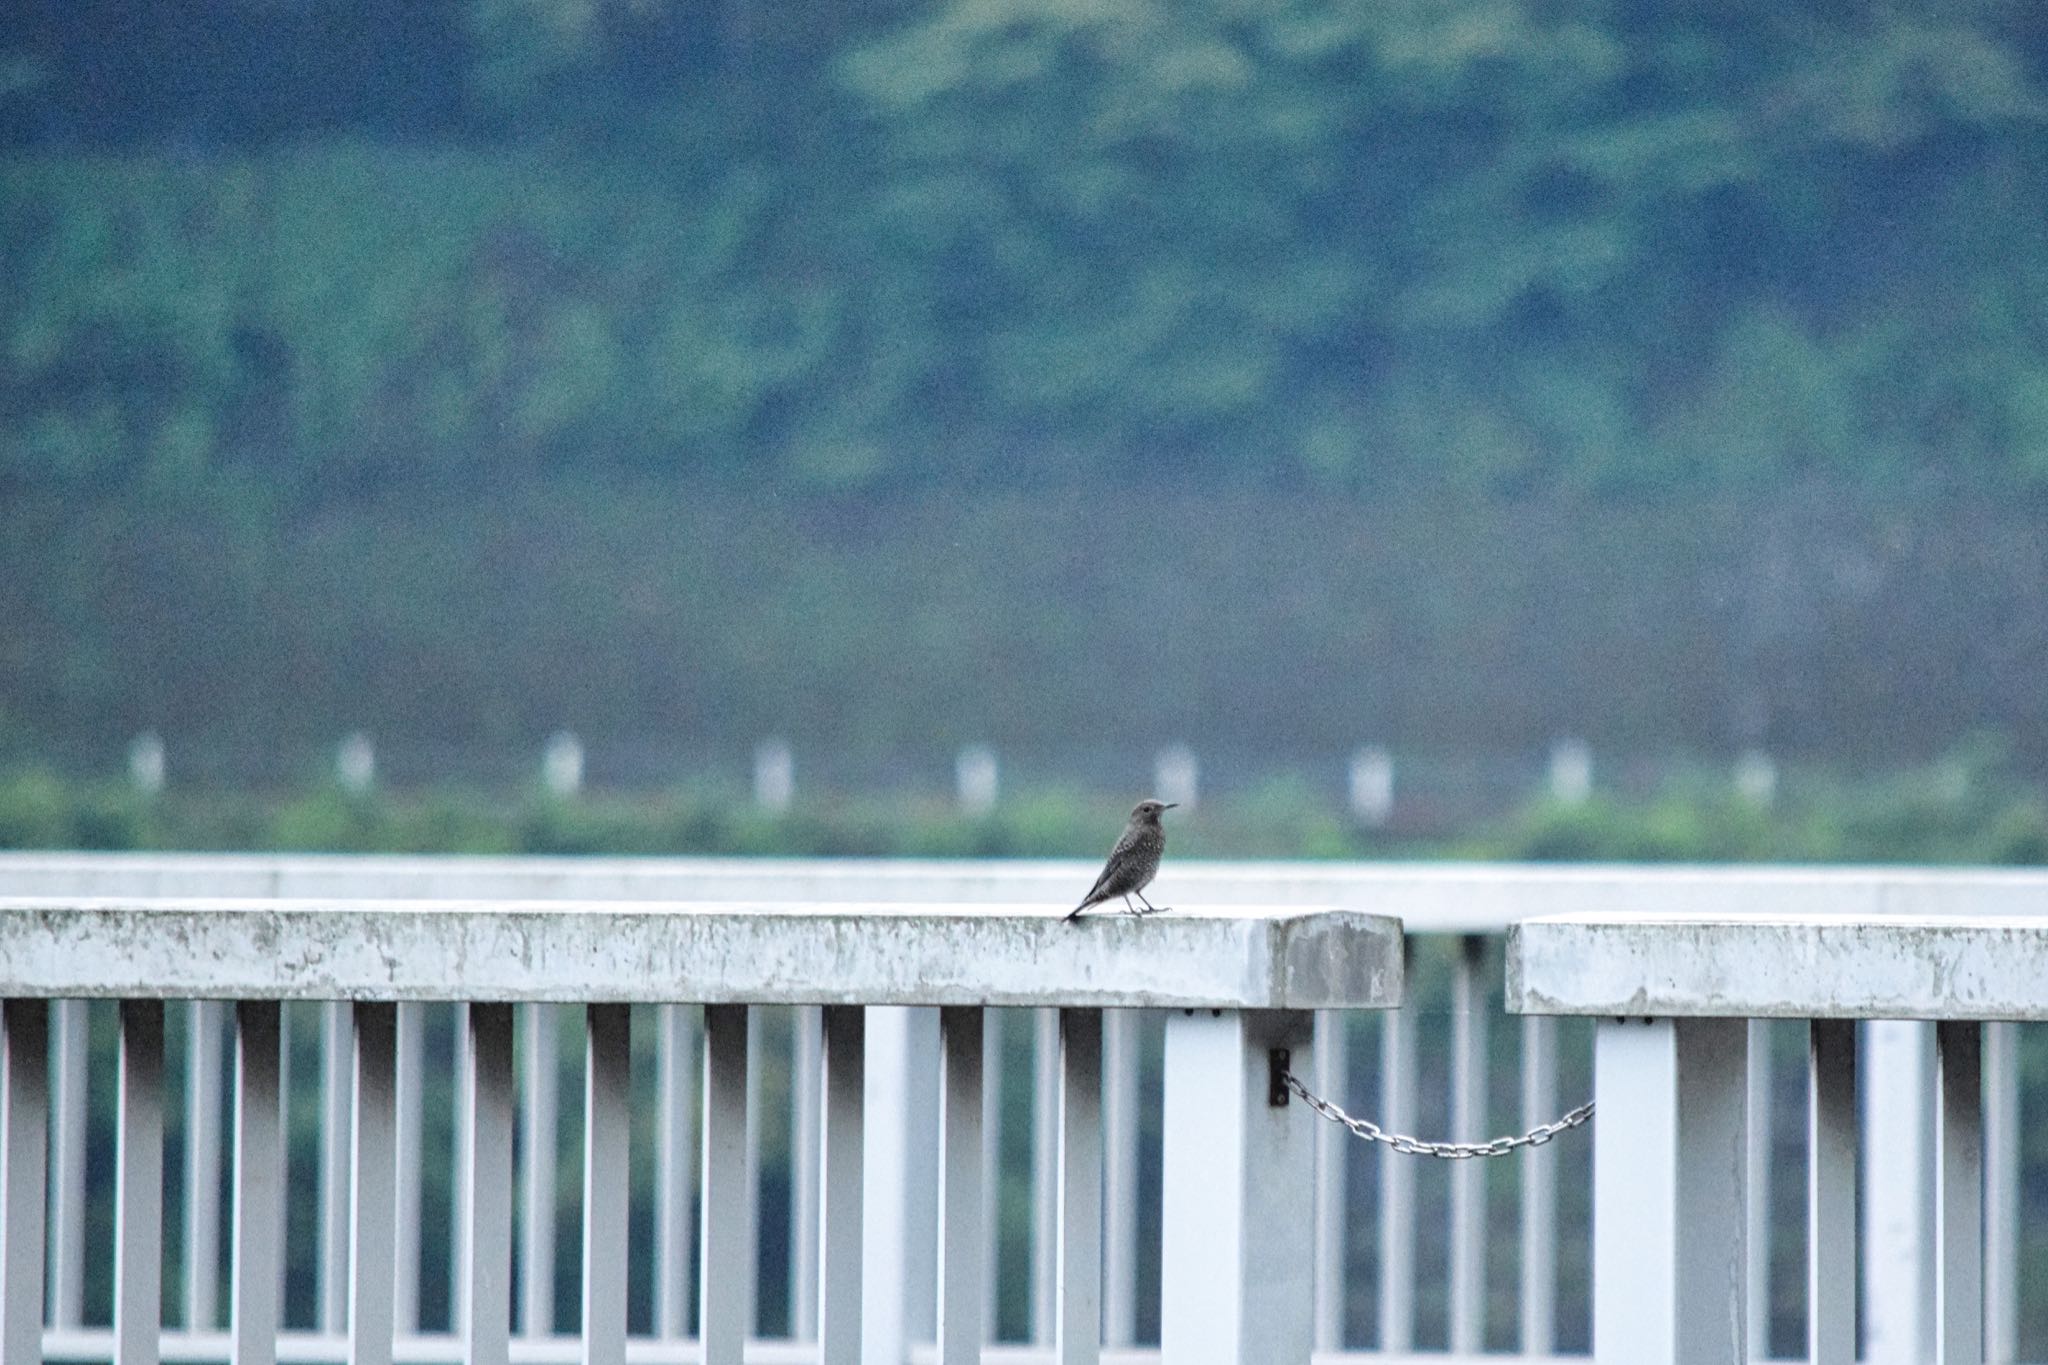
[1063, 799, 1178, 920]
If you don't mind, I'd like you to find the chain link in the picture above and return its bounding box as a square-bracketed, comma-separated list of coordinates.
[1282, 1070, 1593, 1159]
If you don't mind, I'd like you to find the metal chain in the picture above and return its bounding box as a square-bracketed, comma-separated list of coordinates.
[1282, 1069, 1593, 1159]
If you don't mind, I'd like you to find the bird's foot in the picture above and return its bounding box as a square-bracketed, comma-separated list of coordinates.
[1136, 903, 1171, 916]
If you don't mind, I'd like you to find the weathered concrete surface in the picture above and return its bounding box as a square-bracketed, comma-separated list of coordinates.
[1511, 912, 2048, 1020]
[0, 898, 1401, 1009]
[5, 853, 2045, 935]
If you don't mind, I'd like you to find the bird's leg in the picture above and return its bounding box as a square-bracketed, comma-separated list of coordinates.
[1134, 891, 1169, 915]
[1120, 895, 1142, 916]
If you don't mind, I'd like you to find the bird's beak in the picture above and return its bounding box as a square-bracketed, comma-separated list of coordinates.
[1163, 802, 1179, 810]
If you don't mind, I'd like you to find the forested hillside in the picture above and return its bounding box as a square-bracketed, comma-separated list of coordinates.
[3, 0, 2046, 779]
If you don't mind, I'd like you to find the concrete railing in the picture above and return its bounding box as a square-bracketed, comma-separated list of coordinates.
[0, 894, 1399, 1365]
[2, 856, 2045, 1364]
[1511, 908, 2048, 1365]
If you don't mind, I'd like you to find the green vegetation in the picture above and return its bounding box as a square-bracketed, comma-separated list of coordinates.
[3, 740, 2040, 862]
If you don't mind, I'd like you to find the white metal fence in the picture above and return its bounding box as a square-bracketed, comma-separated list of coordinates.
[1, 857, 2045, 1364]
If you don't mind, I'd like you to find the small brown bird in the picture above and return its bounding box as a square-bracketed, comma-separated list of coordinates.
[1063, 799, 1178, 920]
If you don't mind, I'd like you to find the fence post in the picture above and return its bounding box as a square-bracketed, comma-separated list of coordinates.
[956, 746, 999, 815]
[1159, 1008, 1314, 1365]
[755, 739, 794, 812]
[1591, 1016, 1747, 1365]
[1155, 745, 1199, 809]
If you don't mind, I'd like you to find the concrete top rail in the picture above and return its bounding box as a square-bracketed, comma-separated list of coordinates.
[5, 852, 2045, 934]
[0, 897, 1402, 1009]
[1509, 910, 2048, 1020]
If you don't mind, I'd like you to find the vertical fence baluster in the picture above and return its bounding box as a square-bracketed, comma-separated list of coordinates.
[792, 1006, 823, 1343]
[1591, 1016, 1747, 1365]
[116, 1000, 165, 1365]
[818, 1006, 865, 1365]
[1745, 1019, 1774, 1363]
[1934, 1021, 1981, 1365]
[1449, 936, 1487, 1354]
[1519, 1013, 1558, 1355]
[322, 1002, 353, 1335]
[351, 1002, 397, 1365]
[450, 1004, 471, 1336]
[1056, 1008, 1102, 1365]
[1159, 1008, 1314, 1365]
[1862, 1020, 1933, 1365]
[981, 1010, 1004, 1337]
[184, 1001, 226, 1331]
[1808, 1019, 1856, 1365]
[937, 1007, 985, 1365]
[1311, 1010, 1347, 1353]
[1100, 1010, 1139, 1349]
[582, 1005, 629, 1365]
[519, 1006, 558, 1338]
[231, 1002, 283, 1365]
[654, 1005, 698, 1340]
[1982, 1021, 2018, 1365]
[1031, 1009, 1060, 1349]
[742, 1011, 763, 1339]
[464, 1004, 514, 1365]
[1377, 945, 1416, 1353]
[48, 999, 86, 1332]
[700, 1004, 748, 1365]
[1, 999, 49, 1365]
[393, 1004, 425, 1335]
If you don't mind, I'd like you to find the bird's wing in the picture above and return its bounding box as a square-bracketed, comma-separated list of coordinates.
[1075, 826, 1141, 906]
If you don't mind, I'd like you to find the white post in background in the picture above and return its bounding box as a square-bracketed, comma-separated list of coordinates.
[1591, 1016, 1747, 1365]
[1863, 1021, 1935, 1365]
[129, 732, 167, 794]
[1154, 745, 1198, 809]
[336, 732, 376, 794]
[755, 739, 794, 812]
[1348, 748, 1394, 827]
[1159, 1008, 1315, 1365]
[956, 746, 999, 815]
[542, 733, 584, 797]
[1548, 738, 1592, 804]
[1734, 750, 1777, 806]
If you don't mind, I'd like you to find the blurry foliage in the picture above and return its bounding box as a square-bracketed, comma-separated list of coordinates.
[6, 0, 2048, 496]
[0, 741, 2040, 862]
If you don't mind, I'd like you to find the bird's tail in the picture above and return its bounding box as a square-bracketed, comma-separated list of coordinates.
[1062, 901, 1089, 922]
